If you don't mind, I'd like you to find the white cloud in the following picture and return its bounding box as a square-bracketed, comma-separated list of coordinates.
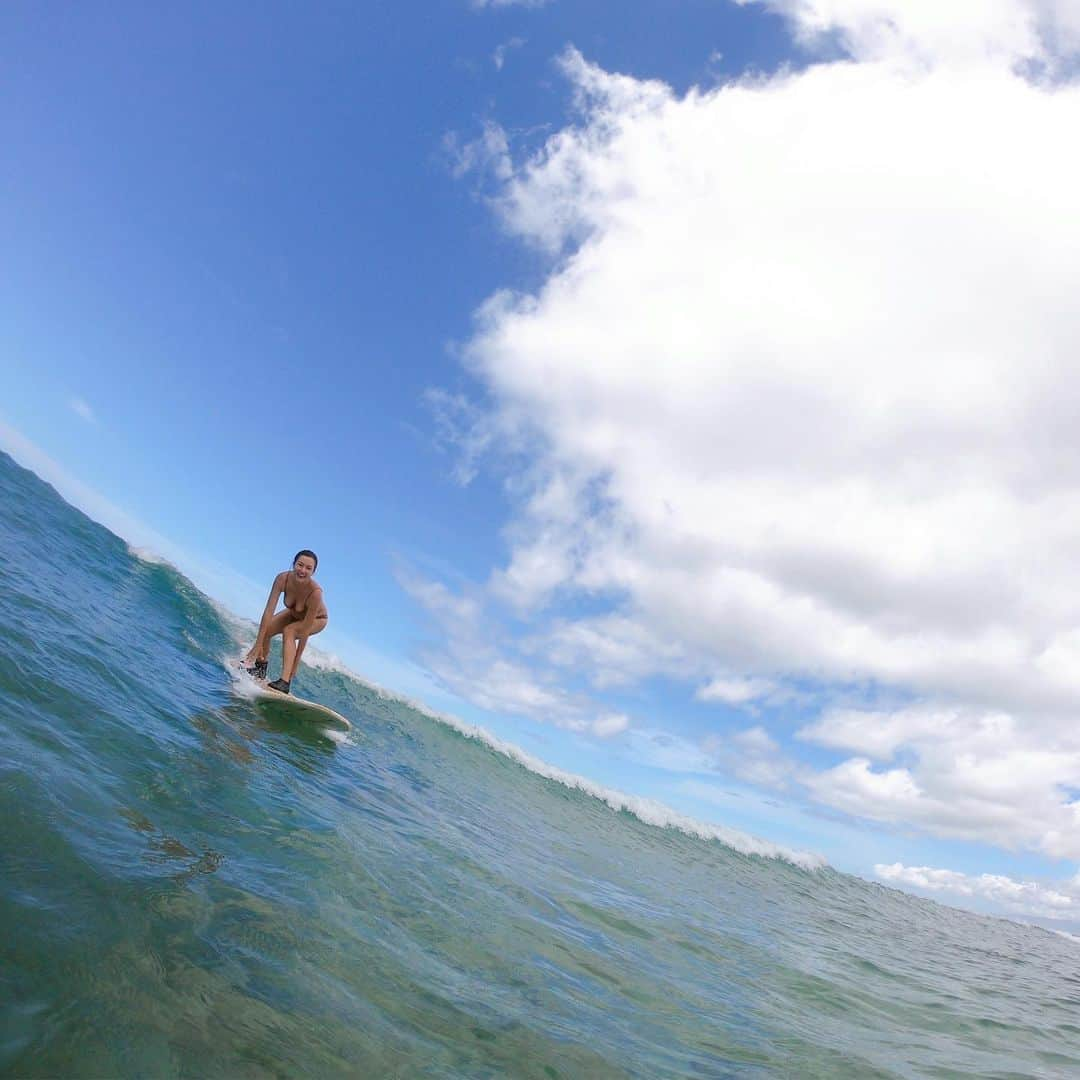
[400, 567, 637, 735]
[531, 613, 690, 688]
[733, 725, 779, 754]
[592, 711, 629, 737]
[740, 0, 1080, 71]
[620, 722, 798, 788]
[876, 861, 1080, 921]
[705, 724, 796, 789]
[69, 397, 96, 424]
[798, 704, 992, 761]
[443, 121, 512, 183]
[426, 389, 497, 485]
[800, 705, 1080, 856]
[473, 44, 1080, 720]
[697, 676, 778, 706]
[437, 2, 1080, 856]
[493, 37, 525, 71]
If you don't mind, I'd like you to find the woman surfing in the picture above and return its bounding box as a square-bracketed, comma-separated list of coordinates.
[242, 550, 327, 694]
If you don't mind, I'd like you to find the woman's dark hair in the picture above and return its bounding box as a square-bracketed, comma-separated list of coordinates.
[293, 549, 318, 571]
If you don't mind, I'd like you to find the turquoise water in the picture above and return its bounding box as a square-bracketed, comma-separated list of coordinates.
[2, 450, 1079, 1078]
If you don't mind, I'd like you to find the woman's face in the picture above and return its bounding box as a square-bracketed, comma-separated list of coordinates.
[293, 555, 316, 580]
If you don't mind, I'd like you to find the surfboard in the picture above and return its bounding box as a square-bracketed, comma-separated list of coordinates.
[230, 661, 351, 731]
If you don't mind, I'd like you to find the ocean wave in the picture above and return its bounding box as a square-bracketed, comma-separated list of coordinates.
[217, 617, 826, 870]
[7, 448, 1079, 1077]
[125, 544, 175, 568]
[131, 505, 823, 870]
[423, 710, 827, 870]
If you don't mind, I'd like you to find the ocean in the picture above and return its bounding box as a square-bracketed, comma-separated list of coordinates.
[1, 448, 1078, 1078]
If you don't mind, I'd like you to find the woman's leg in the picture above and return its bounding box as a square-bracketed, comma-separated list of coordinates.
[281, 617, 327, 682]
[246, 610, 296, 669]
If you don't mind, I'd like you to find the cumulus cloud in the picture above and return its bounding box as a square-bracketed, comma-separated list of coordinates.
[876, 861, 1079, 921]
[801, 704, 1080, 856]
[430, 0, 1080, 854]
[472, 38, 1080, 725]
[740, 0, 1080, 71]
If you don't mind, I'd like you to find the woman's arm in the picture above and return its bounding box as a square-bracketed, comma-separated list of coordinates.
[263, 573, 287, 616]
[249, 572, 286, 658]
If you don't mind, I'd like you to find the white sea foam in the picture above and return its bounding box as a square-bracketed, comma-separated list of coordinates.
[126, 544, 175, 568]
[225, 659, 262, 700]
[422, 709, 826, 870]
[209, 599, 258, 643]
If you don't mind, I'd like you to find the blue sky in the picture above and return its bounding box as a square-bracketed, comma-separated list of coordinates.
[6, 0, 1080, 926]
[3, 0, 784, 639]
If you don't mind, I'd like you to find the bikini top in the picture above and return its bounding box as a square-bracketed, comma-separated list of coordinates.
[284, 573, 327, 617]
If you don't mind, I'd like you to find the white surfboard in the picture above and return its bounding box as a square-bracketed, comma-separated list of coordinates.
[230, 660, 351, 731]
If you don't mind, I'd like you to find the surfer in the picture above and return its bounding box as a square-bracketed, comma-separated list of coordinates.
[242, 550, 328, 694]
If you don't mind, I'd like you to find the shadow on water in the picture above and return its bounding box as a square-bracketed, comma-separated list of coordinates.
[208, 699, 347, 756]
